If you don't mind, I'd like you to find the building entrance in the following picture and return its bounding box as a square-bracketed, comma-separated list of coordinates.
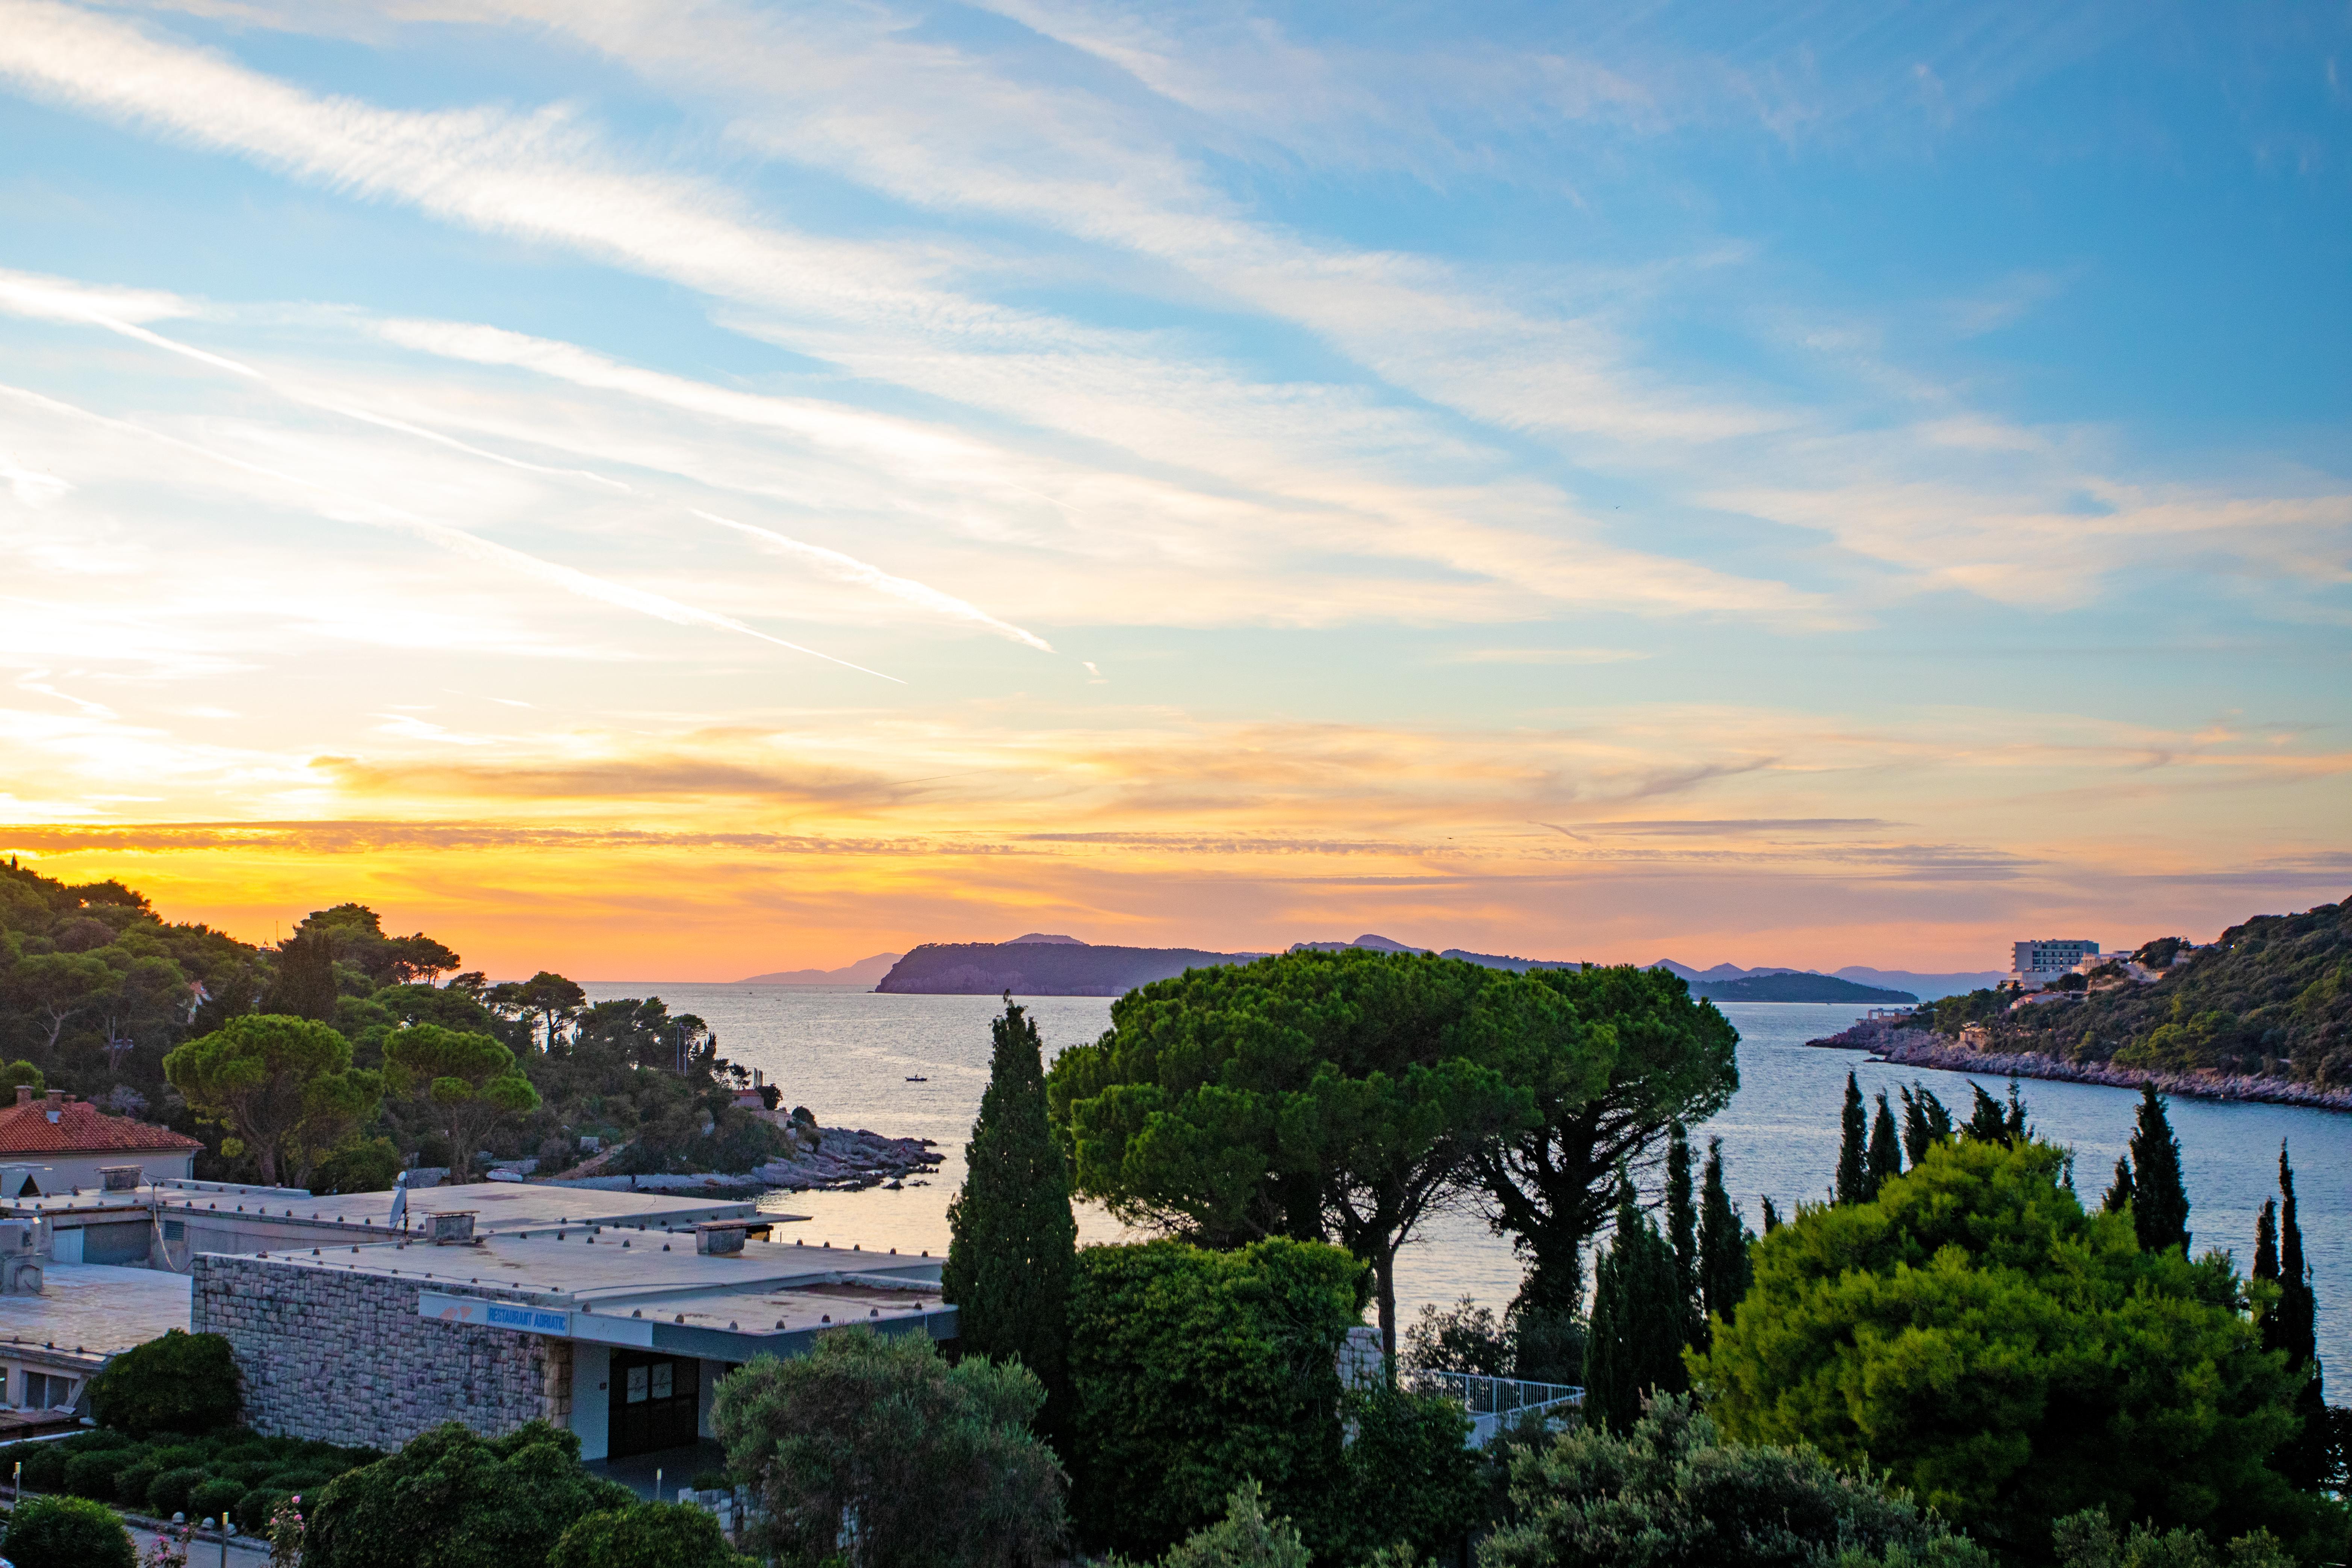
[607, 1350, 699, 1458]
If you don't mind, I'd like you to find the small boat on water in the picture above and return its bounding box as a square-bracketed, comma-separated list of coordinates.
[905, 1074, 928, 1082]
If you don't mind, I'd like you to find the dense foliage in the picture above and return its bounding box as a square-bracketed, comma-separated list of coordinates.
[944, 999, 1078, 1437]
[304, 1420, 632, 1568]
[1065, 1237, 1364, 1558]
[85, 1328, 242, 1438]
[1479, 1396, 1990, 1568]
[713, 1326, 1066, 1568]
[0, 862, 780, 1187]
[547, 1502, 748, 1568]
[1692, 1139, 2343, 1562]
[0, 1493, 137, 1568]
[0, 1424, 375, 1531]
[2050, 1508, 2293, 1568]
[1913, 897, 2352, 1087]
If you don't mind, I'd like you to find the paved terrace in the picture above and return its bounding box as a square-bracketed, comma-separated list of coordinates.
[3, 1180, 765, 1244]
[0, 1263, 191, 1361]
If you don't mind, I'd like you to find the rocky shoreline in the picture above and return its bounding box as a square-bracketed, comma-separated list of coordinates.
[543, 1124, 944, 1197]
[1807, 1017, 2352, 1113]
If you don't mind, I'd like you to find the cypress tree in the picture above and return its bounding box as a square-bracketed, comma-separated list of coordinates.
[1962, 1082, 2009, 1144]
[1582, 1190, 1686, 1432]
[1665, 1121, 1699, 1333]
[2004, 1080, 2030, 1143]
[1759, 1196, 1781, 1234]
[1696, 1136, 1752, 1349]
[1898, 1083, 1950, 1165]
[2275, 1142, 2328, 1489]
[1834, 1072, 1869, 1205]
[943, 998, 1078, 1431]
[2125, 1082, 2190, 1255]
[2101, 1155, 2135, 1216]
[2253, 1197, 2281, 1344]
[1866, 1092, 1903, 1197]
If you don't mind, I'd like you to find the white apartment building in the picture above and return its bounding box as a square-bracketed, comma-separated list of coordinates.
[2010, 939, 2101, 989]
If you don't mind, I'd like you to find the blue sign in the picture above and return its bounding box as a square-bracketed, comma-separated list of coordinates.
[485, 1304, 570, 1334]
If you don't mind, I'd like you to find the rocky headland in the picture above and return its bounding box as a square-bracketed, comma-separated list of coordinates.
[545, 1122, 942, 1196]
[1809, 1016, 2352, 1113]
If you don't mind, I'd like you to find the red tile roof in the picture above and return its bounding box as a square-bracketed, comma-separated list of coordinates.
[0, 1100, 202, 1155]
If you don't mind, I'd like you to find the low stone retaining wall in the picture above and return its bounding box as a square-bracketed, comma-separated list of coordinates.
[1808, 1019, 2352, 1113]
[193, 1254, 568, 1450]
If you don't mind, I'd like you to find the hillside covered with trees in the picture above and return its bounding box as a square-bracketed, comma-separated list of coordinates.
[0, 859, 782, 1189]
[1912, 896, 2351, 1089]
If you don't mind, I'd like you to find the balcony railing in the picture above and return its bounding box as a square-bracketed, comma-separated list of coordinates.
[1404, 1369, 1582, 1445]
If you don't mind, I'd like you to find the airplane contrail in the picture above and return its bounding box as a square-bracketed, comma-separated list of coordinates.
[696, 509, 1054, 654]
[0, 382, 902, 682]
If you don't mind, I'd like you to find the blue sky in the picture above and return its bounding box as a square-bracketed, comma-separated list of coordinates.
[0, 0, 2345, 977]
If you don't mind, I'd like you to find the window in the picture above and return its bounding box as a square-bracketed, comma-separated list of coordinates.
[626, 1365, 649, 1404]
[21, 1371, 71, 1408]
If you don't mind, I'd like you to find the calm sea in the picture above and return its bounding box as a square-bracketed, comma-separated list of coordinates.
[583, 985, 2350, 1379]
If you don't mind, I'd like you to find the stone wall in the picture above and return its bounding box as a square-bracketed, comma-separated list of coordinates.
[194, 1254, 562, 1451]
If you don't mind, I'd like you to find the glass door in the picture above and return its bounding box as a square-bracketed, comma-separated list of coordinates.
[607, 1350, 700, 1458]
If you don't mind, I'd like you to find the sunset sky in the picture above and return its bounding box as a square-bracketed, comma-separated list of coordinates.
[2, 0, 2346, 980]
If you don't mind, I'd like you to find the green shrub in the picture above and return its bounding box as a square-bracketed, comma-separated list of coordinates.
[115, 1458, 162, 1508]
[86, 1329, 240, 1438]
[236, 1486, 292, 1532]
[304, 1420, 633, 1568]
[61, 1429, 134, 1452]
[149, 1441, 215, 1470]
[2, 1493, 136, 1568]
[147, 1465, 209, 1517]
[189, 1475, 245, 1524]
[16, 1442, 70, 1491]
[548, 1502, 745, 1568]
[61, 1446, 132, 1499]
[1068, 1237, 1363, 1557]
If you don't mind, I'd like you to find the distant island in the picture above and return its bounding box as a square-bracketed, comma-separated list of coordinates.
[740, 952, 903, 986]
[1685, 972, 1916, 1004]
[875, 939, 1269, 995]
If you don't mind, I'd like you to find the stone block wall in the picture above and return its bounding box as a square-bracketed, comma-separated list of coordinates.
[194, 1254, 562, 1452]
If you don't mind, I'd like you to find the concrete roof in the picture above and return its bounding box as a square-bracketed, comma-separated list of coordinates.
[0, 1264, 191, 1365]
[246, 1234, 952, 1359]
[7, 1181, 764, 1234]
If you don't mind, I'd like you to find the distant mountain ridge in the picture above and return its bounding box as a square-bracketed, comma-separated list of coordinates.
[739, 953, 902, 986]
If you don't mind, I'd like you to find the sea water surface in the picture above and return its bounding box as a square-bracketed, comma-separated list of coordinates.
[584, 984, 2350, 1376]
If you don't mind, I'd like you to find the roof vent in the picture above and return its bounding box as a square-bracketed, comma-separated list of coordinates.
[100, 1166, 141, 1193]
[427, 1211, 476, 1245]
[694, 1221, 751, 1257]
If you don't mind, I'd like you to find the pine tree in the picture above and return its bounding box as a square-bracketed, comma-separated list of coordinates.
[2004, 1080, 2030, 1143]
[1582, 1188, 1687, 1433]
[1834, 1072, 1869, 1204]
[2275, 1142, 2329, 1489]
[1696, 1136, 1752, 1349]
[943, 998, 1078, 1432]
[1898, 1083, 1950, 1165]
[1866, 1092, 1902, 1197]
[2125, 1082, 2190, 1255]
[1665, 1121, 1699, 1336]
[2102, 1155, 2135, 1216]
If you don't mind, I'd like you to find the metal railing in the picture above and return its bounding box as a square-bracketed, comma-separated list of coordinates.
[1405, 1369, 1582, 1445]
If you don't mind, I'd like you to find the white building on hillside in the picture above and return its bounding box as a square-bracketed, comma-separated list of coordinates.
[2010, 939, 2101, 989]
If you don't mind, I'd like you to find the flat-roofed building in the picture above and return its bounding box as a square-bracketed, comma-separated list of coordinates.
[194, 1218, 950, 1462]
[3, 1178, 762, 1271]
[0, 1259, 191, 1435]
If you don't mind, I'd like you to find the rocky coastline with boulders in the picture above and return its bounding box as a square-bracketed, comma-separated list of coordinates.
[543, 1123, 943, 1197]
[1808, 1016, 2352, 1113]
